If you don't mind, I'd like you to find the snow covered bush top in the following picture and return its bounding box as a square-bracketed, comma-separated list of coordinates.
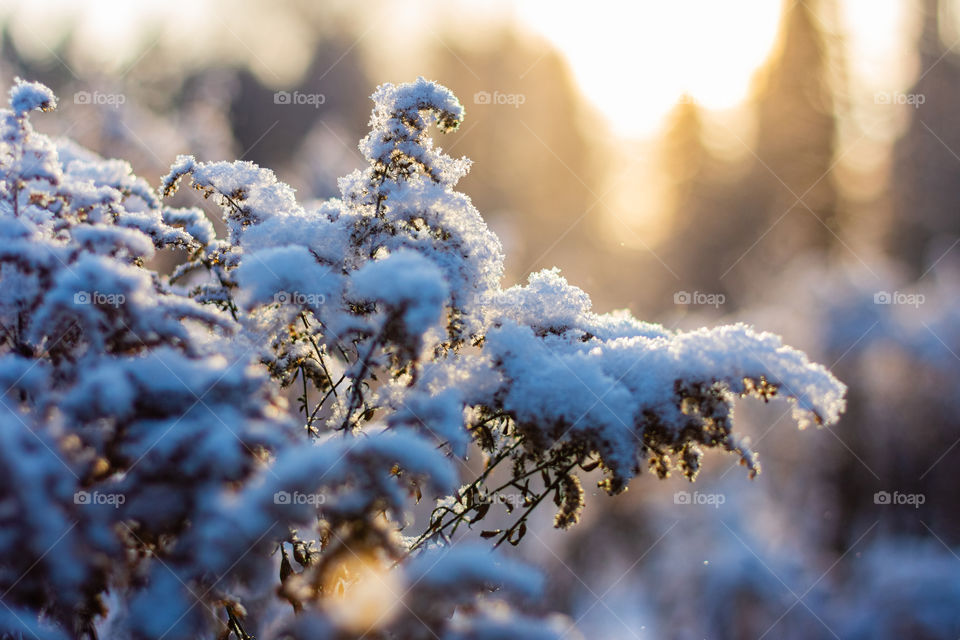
[0, 76, 844, 639]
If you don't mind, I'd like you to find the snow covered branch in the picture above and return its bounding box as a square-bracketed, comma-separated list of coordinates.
[0, 76, 844, 639]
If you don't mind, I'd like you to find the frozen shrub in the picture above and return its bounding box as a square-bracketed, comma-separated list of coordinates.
[0, 76, 844, 638]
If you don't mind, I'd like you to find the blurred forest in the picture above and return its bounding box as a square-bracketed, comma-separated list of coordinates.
[3, 0, 960, 637]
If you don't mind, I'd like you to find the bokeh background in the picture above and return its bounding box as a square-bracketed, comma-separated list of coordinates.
[5, 0, 960, 637]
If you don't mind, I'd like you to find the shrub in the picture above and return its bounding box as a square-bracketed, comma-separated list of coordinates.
[0, 77, 844, 639]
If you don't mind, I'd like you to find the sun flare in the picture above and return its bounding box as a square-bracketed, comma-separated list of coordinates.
[516, 0, 783, 137]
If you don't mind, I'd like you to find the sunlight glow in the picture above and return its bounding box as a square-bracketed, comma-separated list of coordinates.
[842, 0, 911, 90]
[515, 0, 913, 139]
[323, 553, 403, 633]
[1, 0, 916, 139]
[516, 1, 783, 137]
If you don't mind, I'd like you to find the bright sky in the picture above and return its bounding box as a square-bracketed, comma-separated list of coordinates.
[515, 0, 912, 137]
[0, 0, 918, 138]
[516, 0, 781, 137]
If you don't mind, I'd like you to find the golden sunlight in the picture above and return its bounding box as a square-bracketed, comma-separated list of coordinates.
[516, 0, 783, 137]
[515, 0, 910, 138]
[322, 553, 404, 633]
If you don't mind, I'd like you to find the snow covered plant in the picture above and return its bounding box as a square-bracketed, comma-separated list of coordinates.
[0, 76, 845, 639]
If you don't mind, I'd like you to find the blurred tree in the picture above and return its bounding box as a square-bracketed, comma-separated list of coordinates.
[889, 0, 960, 276]
[656, 0, 841, 309]
[655, 98, 744, 304]
[223, 34, 371, 175]
[429, 26, 608, 287]
[750, 0, 839, 250]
